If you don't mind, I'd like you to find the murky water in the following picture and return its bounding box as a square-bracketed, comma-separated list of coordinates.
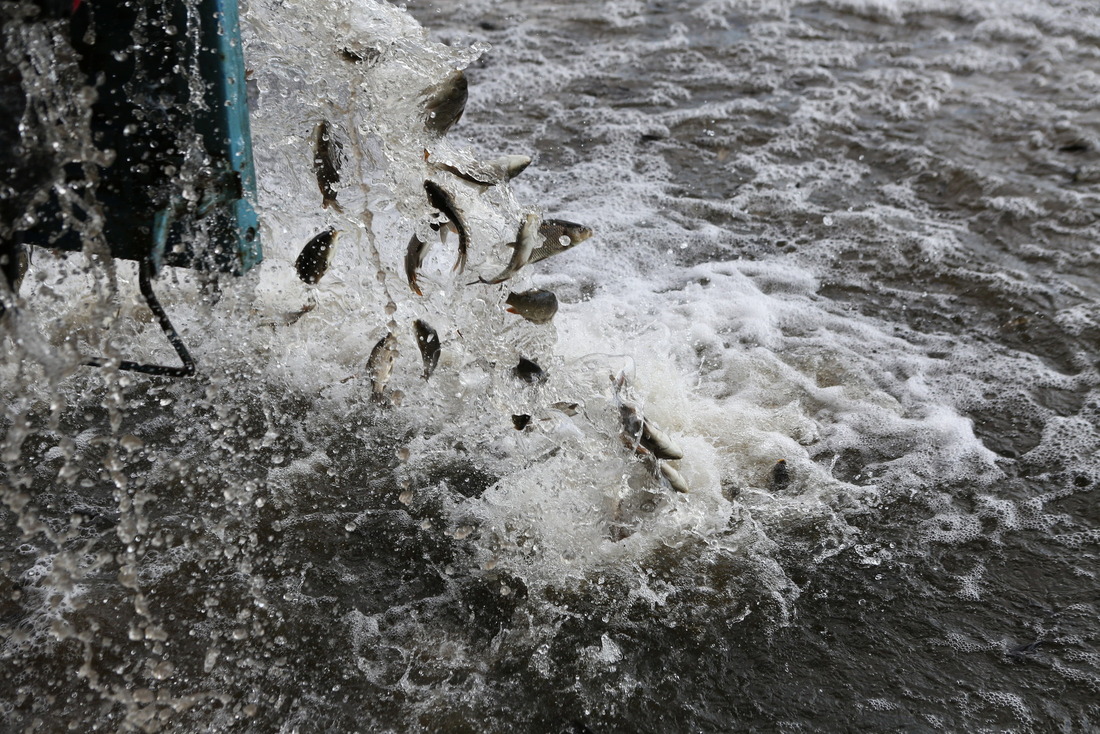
[2, 0, 1098, 731]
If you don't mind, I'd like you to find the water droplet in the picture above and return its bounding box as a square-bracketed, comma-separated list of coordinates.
[151, 660, 175, 680]
[823, 215, 834, 226]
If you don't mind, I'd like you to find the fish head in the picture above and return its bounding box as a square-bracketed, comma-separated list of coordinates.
[557, 220, 593, 245]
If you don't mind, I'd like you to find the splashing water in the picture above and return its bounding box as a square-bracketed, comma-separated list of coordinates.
[3, 0, 1099, 731]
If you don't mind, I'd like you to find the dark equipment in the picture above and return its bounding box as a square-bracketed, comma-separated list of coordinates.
[1, 0, 261, 376]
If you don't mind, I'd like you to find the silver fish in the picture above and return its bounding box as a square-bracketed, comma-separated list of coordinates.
[505, 289, 558, 325]
[424, 180, 469, 273]
[476, 213, 540, 285]
[619, 403, 684, 461]
[658, 462, 690, 494]
[528, 219, 593, 265]
[257, 302, 316, 329]
[432, 154, 532, 187]
[295, 228, 339, 284]
[367, 331, 399, 401]
[405, 234, 430, 296]
[413, 319, 440, 380]
[0, 242, 28, 316]
[421, 70, 468, 135]
[310, 120, 344, 212]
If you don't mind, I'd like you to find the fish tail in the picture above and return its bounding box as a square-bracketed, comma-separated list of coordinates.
[453, 250, 468, 273]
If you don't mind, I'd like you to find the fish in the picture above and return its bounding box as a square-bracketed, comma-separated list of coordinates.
[431, 154, 532, 187]
[339, 47, 380, 66]
[405, 234, 430, 295]
[475, 213, 540, 285]
[366, 331, 399, 401]
[512, 414, 532, 431]
[413, 319, 440, 380]
[295, 228, 339, 284]
[549, 401, 580, 416]
[424, 180, 469, 272]
[658, 462, 690, 493]
[256, 302, 316, 329]
[310, 120, 344, 212]
[513, 356, 545, 384]
[1, 242, 28, 291]
[421, 70, 468, 135]
[505, 289, 558, 325]
[0, 242, 28, 316]
[769, 459, 790, 491]
[528, 219, 593, 265]
[1007, 640, 1045, 660]
[619, 403, 684, 460]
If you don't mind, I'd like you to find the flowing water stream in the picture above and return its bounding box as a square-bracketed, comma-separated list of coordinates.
[2, 0, 1098, 731]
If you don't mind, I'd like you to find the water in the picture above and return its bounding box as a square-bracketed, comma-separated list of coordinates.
[2, 0, 1099, 731]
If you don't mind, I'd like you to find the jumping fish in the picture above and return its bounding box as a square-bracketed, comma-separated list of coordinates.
[619, 403, 684, 461]
[514, 356, 545, 384]
[405, 234, 430, 295]
[310, 120, 344, 212]
[295, 228, 339, 284]
[769, 459, 790, 491]
[257, 302, 315, 329]
[549, 401, 580, 416]
[0, 242, 28, 316]
[366, 331, 399, 401]
[528, 219, 593, 265]
[339, 47, 381, 66]
[658, 462, 690, 494]
[424, 180, 469, 273]
[421, 70, 468, 135]
[413, 319, 440, 379]
[505, 289, 558, 325]
[475, 213, 540, 285]
[431, 154, 532, 187]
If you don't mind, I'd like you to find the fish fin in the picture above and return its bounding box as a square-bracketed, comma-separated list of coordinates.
[505, 307, 519, 314]
[324, 198, 345, 213]
[409, 282, 423, 296]
[453, 250, 467, 273]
